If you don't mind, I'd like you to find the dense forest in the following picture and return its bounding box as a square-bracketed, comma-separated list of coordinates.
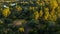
[0, 0, 60, 34]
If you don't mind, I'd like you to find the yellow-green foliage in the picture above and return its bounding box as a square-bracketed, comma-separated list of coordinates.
[34, 11, 39, 20]
[0, 0, 60, 34]
[19, 27, 24, 32]
[49, 0, 58, 9]
[49, 9, 57, 21]
[44, 7, 49, 20]
[16, 6, 22, 12]
[2, 7, 11, 17]
[57, 6, 60, 17]
[0, 0, 60, 22]
[29, 6, 35, 11]
[39, 10, 43, 18]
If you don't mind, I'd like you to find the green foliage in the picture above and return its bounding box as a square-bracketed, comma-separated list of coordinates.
[0, 0, 60, 34]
